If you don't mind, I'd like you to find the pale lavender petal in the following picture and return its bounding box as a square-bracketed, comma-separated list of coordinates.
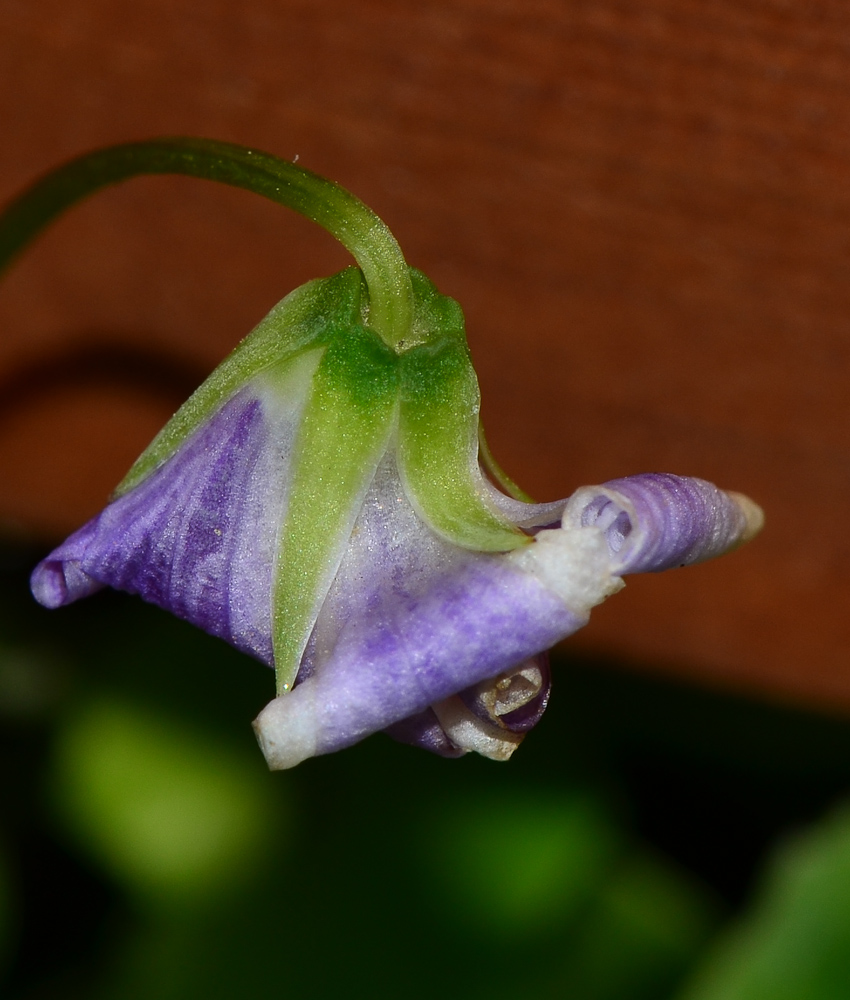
[254, 458, 605, 768]
[324, 558, 575, 729]
[255, 555, 582, 768]
[564, 473, 764, 575]
[482, 479, 567, 532]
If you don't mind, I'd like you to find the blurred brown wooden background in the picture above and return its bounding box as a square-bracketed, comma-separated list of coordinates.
[0, 0, 847, 714]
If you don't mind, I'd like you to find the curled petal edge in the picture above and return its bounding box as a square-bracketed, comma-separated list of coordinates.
[564, 473, 764, 575]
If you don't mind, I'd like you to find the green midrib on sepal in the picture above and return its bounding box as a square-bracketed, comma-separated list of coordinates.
[398, 274, 529, 552]
[271, 325, 400, 695]
[115, 268, 365, 496]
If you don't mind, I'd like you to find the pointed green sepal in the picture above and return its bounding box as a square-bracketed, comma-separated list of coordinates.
[397, 273, 529, 552]
[272, 322, 400, 694]
[115, 268, 365, 495]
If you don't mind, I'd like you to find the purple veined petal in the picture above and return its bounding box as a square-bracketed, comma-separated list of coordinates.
[30, 527, 106, 608]
[563, 473, 764, 576]
[30, 351, 323, 664]
[254, 458, 619, 769]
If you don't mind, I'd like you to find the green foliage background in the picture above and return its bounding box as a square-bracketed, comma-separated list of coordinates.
[1, 540, 849, 1000]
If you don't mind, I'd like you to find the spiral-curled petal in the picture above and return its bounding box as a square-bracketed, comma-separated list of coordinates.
[564, 473, 764, 575]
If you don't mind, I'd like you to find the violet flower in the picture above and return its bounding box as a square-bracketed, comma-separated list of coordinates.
[7, 139, 763, 769]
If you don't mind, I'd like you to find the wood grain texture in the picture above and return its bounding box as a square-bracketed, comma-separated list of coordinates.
[1, 0, 848, 711]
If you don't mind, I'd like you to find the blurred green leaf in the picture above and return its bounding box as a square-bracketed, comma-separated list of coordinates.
[548, 850, 722, 1000]
[677, 801, 850, 1000]
[419, 789, 622, 935]
[48, 696, 284, 910]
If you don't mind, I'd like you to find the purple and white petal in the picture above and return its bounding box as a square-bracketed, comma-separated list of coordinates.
[253, 459, 618, 769]
[30, 352, 321, 664]
[31, 386, 762, 771]
[564, 473, 764, 575]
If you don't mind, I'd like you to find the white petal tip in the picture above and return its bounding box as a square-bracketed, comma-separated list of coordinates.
[729, 492, 765, 545]
[252, 692, 318, 771]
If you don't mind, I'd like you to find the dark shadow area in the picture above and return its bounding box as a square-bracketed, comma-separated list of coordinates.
[0, 340, 204, 423]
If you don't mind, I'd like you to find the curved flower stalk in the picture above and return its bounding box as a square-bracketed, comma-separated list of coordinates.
[5, 140, 763, 769]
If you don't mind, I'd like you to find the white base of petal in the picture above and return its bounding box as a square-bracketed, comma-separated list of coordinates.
[509, 525, 624, 610]
[253, 690, 319, 770]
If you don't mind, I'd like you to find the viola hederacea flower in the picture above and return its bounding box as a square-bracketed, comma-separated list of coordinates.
[3, 139, 763, 769]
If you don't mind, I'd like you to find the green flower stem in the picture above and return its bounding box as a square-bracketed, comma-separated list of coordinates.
[0, 137, 413, 350]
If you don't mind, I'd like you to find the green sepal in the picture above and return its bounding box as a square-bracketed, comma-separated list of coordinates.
[272, 323, 400, 694]
[115, 268, 365, 495]
[398, 272, 528, 552]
